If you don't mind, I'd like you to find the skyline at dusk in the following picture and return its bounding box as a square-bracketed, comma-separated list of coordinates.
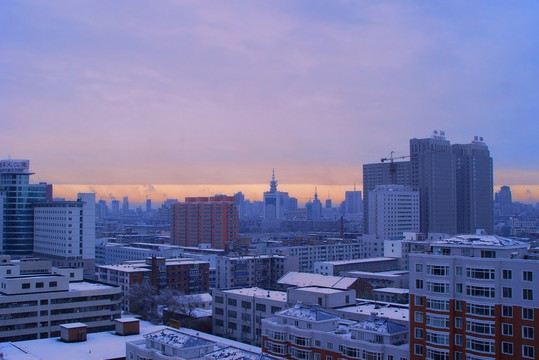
[2, 2, 538, 205]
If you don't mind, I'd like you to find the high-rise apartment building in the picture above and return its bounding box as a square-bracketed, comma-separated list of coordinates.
[344, 188, 363, 218]
[363, 161, 411, 232]
[453, 138, 493, 234]
[368, 184, 419, 239]
[0, 159, 48, 256]
[410, 132, 457, 235]
[170, 196, 238, 250]
[33, 193, 96, 276]
[496, 185, 513, 216]
[409, 234, 537, 360]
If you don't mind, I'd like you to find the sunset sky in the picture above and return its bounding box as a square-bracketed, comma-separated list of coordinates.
[1, 1, 538, 205]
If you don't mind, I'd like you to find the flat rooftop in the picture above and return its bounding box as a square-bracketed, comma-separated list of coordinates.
[223, 287, 287, 302]
[319, 257, 397, 266]
[336, 302, 409, 322]
[433, 234, 529, 247]
[293, 286, 350, 294]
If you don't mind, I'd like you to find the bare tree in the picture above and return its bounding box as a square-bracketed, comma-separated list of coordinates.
[158, 290, 203, 317]
[125, 282, 159, 321]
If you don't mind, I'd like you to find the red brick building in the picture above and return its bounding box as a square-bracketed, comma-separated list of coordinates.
[171, 196, 238, 250]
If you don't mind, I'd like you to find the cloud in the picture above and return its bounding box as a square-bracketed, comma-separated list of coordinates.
[1, 1, 538, 188]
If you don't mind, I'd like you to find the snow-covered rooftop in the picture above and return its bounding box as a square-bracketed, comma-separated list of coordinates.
[320, 257, 397, 266]
[278, 272, 357, 290]
[224, 287, 287, 302]
[144, 328, 214, 348]
[432, 234, 528, 248]
[205, 346, 283, 360]
[293, 286, 348, 294]
[336, 303, 409, 322]
[352, 317, 408, 334]
[278, 303, 339, 322]
[68, 281, 118, 291]
[371, 287, 409, 295]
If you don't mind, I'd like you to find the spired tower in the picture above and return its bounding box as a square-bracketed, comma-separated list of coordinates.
[263, 170, 289, 220]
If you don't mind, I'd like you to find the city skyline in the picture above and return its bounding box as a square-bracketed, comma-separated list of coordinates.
[2, 2, 538, 204]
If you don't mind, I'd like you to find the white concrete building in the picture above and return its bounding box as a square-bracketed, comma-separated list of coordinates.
[0, 266, 121, 342]
[368, 185, 419, 239]
[33, 193, 95, 276]
[212, 287, 288, 346]
[95, 242, 185, 265]
[262, 303, 409, 360]
[314, 257, 399, 276]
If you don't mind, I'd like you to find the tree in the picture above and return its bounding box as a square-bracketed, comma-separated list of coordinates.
[125, 282, 159, 321]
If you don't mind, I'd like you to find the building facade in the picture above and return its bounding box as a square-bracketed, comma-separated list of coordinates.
[171, 196, 238, 250]
[409, 235, 537, 360]
[262, 303, 409, 360]
[363, 161, 412, 233]
[0, 159, 48, 256]
[410, 132, 457, 235]
[0, 267, 121, 342]
[33, 193, 96, 275]
[453, 138, 494, 234]
[368, 185, 419, 239]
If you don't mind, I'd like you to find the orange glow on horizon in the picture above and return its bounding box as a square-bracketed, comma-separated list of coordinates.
[51, 184, 539, 207]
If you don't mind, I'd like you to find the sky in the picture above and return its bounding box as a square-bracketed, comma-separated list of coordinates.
[1, 1, 538, 205]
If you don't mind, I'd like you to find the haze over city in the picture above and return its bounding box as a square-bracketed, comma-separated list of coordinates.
[2, 1, 538, 204]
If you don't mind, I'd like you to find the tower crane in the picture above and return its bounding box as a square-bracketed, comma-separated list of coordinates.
[380, 151, 410, 183]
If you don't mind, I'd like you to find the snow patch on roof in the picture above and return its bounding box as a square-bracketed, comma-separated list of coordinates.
[144, 328, 214, 348]
[278, 303, 339, 322]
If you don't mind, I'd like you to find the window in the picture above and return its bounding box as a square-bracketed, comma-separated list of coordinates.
[271, 306, 281, 314]
[427, 314, 449, 328]
[49, 281, 57, 287]
[215, 296, 224, 304]
[427, 298, 449, 311]
[456, 283, 463, 293]
[314, 354, 321, 360]
[502, 342, 513, 355]
[227, 298, 237, 306]
[523, 345, 534, 359]
[502, 287, 512, 298]
[466, 337, 495, 354]
[523, 271, 533, 281]
[415, 296, 424, 306]
[502, 323, 513, 336]
[326, 342, 333, 350]
[415, 328, 423, 339]
[502, 305, 513, 317]
[523, 307, 534, 320]
[455, 266, 462, 276]
[427, 265, 449, 276]
[416, 279, 423, 289]
[466, 268, 495, 280]
[22, 283, 30, 289]
[502, 269, 512, 279]
[466, 285, 495, 298]
[227, 310, 237, 318]
[455, 300, 463, 311]
[467, 320, 495, 335]
[241, 301, 251, 309]
[467, 303, 495, 317]
[523, 289, 533, 300]
[414, 344, 423, 355]
[416, 264, 423, 272]
[426, 330, 449, 345]
[480, 250, 496, 258]
[523, 326, 534, 339]
[426, 348, 448, 360]
[455, 317, 463, 329]
[427, 282, 449, 293]
[255, 303, 266, 312]
[455, 334, 463, 346]
[414, 311, 423, 323]
[214, 307, 224, 315]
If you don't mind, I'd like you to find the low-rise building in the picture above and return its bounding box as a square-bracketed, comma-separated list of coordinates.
[216, 255, 298, 290]
[212, 287, 288, 346]
[262, 303, 409, 360]
[314, 257, 399, 276]
[0, 273, 121, 342]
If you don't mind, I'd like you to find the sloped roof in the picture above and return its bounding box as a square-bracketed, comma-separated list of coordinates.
[205, 346, 283, 360]
[352, 317, 408, 334]
[277, 303, 339, 322]
[277, 272, 356, 289]
[144, 328, 214, 348]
